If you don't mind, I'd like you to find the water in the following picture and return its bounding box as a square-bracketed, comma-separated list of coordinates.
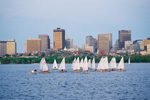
[0, 63, 150, 100]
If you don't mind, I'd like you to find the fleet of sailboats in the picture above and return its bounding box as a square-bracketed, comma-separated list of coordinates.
[29, 56, 128, 74]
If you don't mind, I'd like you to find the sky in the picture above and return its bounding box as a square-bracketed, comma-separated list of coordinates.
[0, 0, 150, 53]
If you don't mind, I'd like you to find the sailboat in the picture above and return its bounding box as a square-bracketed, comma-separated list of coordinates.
[96, 57, 104, 72]
[72, 58, 76, 69]
[109, 57, 117, 71]
[73, 57, 81, 72]
[59, 58, 67, 72]
[80, 58, 84, 70]
[117, 57, 126, 72]
[51, 59, 58, 70]
[39, 58, 51, 73]
[88, 59, 92, 70]
[83, 57, 90, 74]
[92, 58, 96, 71]
[128, 57, 130, 65]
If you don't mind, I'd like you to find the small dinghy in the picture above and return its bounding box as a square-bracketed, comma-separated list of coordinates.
[39, 58, 51, 73]
[52, 59, 58, 70]
[117, 57, 126, 72]
[59, 58, 67, 72]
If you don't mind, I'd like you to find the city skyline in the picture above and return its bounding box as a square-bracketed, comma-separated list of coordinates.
[0, 0, 150, 53]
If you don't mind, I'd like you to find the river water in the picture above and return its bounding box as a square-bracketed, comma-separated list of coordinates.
[0, 63, 150, 100]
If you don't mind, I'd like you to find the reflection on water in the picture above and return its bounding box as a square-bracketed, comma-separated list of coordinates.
[0, 63, 150, 100]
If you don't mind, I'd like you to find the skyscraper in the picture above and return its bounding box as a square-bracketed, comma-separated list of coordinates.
[7, 39, 17, 55]
[98, 33, 112, 54]
[53, 28, 65, 49]
[38, 35, 50, 51]
[25, 38, 41, 53]
[85, 36, 97, 52]
[119, 30, 131, 49]
[0, 41, 7, 57]
[65, 38, 73, 49]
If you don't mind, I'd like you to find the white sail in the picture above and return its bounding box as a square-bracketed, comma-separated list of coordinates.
[117, 57, 124, 69]
[128, 57, 130, 64]
[39, 58, 49, 71]
[97, 57, 104, 70]
[88, 59, 92, 68]
[72, 58, 76, 69]
[39, 58, 44, 70]
[83, 57, 88, 71]
[80, 58, 84, 68]
[101, 57, 109, 69]
[109, 57, 117, 69]
[52, 59, 58, 69]
[59, 58, 66, 70]
[92, 58, 95, 69]
[73, 57, 80, 70]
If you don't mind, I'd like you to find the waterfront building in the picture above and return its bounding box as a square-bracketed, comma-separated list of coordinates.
[134, 40, 144, 51]
[144, 38, 150, 51]
[7, 39, 16, 55]
[86, 36, 97, 52]
[98, 33, 112, 54]
[65, 38, 73, 49]
[119, 30, 131, 49]
[125, 41, 133, 49]
[0, 41, 7, 57]
[147, 44, 150, 54]
[110, 39, 119, 53]
[25, 38, 41, 53]
[50, 40, 53, 49]
[53, 28, 65, 49]
[38, 35, 50, 51]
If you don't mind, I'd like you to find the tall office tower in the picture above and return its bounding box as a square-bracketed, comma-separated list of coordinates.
[53, 28, 65, 49]
[7, 39, 17, 55]
[50, 40, 53, 49]
[86, 36, 97, 52]
[119, 30, 131, 49]
[38, 35, 50, 51]
[144, 38, 150, 50]
[65, 38, 73, 49]
[0, 41, 7, 57]
[26, 38, 41, 53]
[98, 33, 112, 54]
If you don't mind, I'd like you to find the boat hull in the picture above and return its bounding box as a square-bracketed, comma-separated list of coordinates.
[28, 72, 36, 74]
[117, 69, 126, 72]
[73, 69, 82, 72]
[51, 68, 58, 70]
[40, 71, 51, 73]
[96, 69, 111, 72]
[59, 70, 67, 73]
[83, 71, 90, 74]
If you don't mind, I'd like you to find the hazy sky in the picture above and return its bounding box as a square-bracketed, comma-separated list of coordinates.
[0, 0, 150, 53]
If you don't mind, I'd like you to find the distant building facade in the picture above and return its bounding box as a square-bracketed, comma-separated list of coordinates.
[144, 38, 150, 51]
[0, 41, 7, 57]
[98, 33, 112, 54]
[110, 39, 119, 53]
[38, 35, 50, 51]
[119, 30, 131, 49]
[134, 40, 144, 51]
[86, 36, 97, 52]
[7, 39, 16, 55]
[147, 44, 150, 54]
[53, 28, 65, 49]
[25, 38, 41, 53]
[124, 41, 133, 49]
[65, 38, 73, 49]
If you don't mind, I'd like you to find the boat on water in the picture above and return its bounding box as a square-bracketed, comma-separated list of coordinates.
[28, 69, 37, 74]
[51, 59, 58, 70]
[97, 57, 110, 72]
[88, 59, 92, 70]
[128, 57, 130, 65]
[109, 57, 117, 71]
[83, 57, 90, 74]
[39, 58, 51, 73]
[59, 58, 67, 72]
[92, 58, 96, 71]
[73, 57, 82, 72]
[117, 57, 126, 72]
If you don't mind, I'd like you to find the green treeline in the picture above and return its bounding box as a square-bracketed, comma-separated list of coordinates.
[0, 55, 150, 64]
